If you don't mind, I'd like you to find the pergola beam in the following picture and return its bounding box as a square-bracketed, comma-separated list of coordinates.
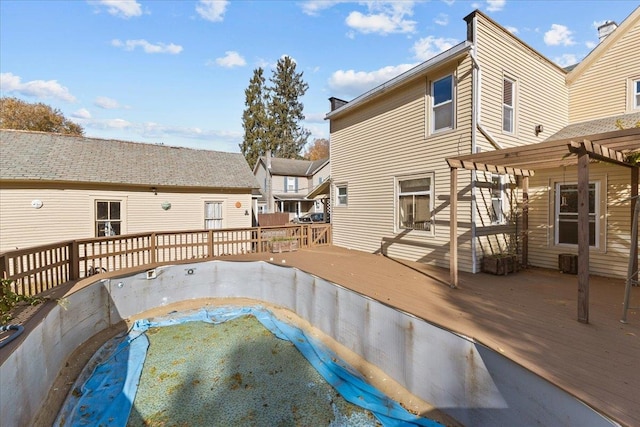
[446, 159, 535, 177]
[568, 140, 632, 167]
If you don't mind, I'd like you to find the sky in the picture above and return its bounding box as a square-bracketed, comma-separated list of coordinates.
[1, 0, 637, 153]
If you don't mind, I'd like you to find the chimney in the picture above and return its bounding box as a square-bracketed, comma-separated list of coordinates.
[329, 97, 348, 111]
[597, 21, 618, 42]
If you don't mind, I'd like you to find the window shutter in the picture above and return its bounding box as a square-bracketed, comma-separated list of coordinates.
[284, 176, 288, 193]
[295, 177, 298, 192]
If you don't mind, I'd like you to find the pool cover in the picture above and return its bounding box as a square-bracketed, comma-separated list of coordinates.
[55, 306, 442, 427]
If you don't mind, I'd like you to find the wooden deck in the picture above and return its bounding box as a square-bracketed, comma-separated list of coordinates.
[228, 245, 639, 427]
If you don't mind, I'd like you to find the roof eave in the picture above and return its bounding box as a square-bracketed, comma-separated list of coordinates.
[325, 41, 472, 120]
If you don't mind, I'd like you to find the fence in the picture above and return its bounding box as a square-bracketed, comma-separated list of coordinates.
[0, 224, 331, 296]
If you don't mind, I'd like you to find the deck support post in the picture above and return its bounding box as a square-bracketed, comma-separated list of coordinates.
[522, 176, 529, 268]
[577, 151, 590, 323]
[450, 167, 458, 288]
[631, 166, 639, 286]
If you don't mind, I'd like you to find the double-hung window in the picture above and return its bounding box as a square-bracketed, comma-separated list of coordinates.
[555, 183, 598, 246]
[397, 175, 433, 232]
[432, 75, 454, 132]
[286, 177, 297, 192]
[96, 201, 121, 236]
[491, 174, 504, 224]
[336, 185, 348, 206]
[634, 79, 640, 109]
[204, 201, 223, 230]
[503, 78, 515, 133]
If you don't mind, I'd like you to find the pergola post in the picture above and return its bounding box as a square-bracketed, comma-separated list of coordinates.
[577, 151, 590, 323]
[632, 166, 639, 285]
[522, 176, 529, 268]
[450, 167, 458, 288]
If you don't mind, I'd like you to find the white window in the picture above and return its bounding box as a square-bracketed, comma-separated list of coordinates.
[397, 175, 433, 231]
[634, 79, 640, 109]
[503, 78, 515, 133]
[205, 202, 223, 229]
[336, 185, 348, 206]
[491, 174, 504, 224]
[432, 74, 454, 132]
[555, 183, 598, 247]
[286, 177, 297, 192]
[96, 201, 121, 236]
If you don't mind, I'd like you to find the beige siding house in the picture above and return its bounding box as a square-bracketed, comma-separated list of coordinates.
[0, 130, 258, 252]
[327, 8, 639, 284]
[253, 156, 329, 221]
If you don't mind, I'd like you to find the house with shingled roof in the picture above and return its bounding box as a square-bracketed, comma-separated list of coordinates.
[0, 130, 259, 252]
[253, 155, 329, 221]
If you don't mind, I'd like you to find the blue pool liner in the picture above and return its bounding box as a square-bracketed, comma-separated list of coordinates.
[55, 306, 443, 427]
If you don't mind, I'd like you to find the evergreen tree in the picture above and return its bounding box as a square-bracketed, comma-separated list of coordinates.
[240, 68, 268, 169]
[240, 56, 311, 167]
[268, 56, 310, 158]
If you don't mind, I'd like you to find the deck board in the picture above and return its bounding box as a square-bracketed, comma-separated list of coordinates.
[228, 245, 639, 426]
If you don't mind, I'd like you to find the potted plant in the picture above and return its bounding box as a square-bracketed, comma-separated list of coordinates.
[482, 253, 518, 275]
[269, 236, 299, 253]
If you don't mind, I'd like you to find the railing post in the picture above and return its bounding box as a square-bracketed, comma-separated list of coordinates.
[68, 241, 79, 280]
[208, 230, 214, 258]
[150, 233, 157, 264]
[257, 227, 262, 253]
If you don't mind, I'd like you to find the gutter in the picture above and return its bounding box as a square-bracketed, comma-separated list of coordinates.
[326, 41, 473, 120]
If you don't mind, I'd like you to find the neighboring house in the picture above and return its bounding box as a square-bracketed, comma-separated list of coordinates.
[326, 7, 640, 287]
[0, 130, 259, 252]
[253, 156, 329, 220]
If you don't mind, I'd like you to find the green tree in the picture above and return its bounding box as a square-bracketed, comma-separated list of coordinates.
[0, 97, 84, 135]
[240, 56, 311, 167]
[267, 56, 311, 158]
[240, 68, 269, 169]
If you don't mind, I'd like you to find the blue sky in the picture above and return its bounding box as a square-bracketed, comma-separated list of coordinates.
[1, 0, 637, 153]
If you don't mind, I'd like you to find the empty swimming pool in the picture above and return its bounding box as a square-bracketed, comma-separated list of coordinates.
[0, 261, 620, 426]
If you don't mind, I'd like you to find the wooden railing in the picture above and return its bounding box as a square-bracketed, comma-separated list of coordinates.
[0, 224, 331, 296]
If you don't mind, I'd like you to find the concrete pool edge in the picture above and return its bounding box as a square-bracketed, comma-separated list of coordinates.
[0, 260, 621, 426]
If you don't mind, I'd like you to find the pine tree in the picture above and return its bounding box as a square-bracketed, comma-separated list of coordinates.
[240, 68, 268, 169]
[240, 57, 311, 167]
[268, 56, 311, 158]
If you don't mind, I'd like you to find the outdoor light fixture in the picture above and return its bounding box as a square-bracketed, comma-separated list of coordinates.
[535, 124, 544, 136]
[244, 210, 249, 215]
[151, 187, 157, 195]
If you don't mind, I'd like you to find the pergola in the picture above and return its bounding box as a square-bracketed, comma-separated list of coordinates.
[446, 127, 640, 323]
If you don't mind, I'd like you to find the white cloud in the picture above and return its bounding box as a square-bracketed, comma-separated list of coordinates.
[345, 2, 417, 35]
[0, 72, 76, 102]
[554, 53, 579, 68]
[486, 0, 506, 12]
[214, 51, 246, 68]
[72, 108, 92, 119]
[412, 36, 458, 61]
[434, 13, 449, 26]
[442, 0, 455, 5]
[196, 0, 228, 22]
[585, 41, 597, 49]
[111, 39, 183, 54]
[94, 96, 123, 109]
[544, 24, 575, 46]
[90, 0, 142, 18]
[301, 0, 345, 16]
[328, 63, 417, 98]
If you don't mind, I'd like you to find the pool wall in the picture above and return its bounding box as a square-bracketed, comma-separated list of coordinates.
[0, 261, 618, 426]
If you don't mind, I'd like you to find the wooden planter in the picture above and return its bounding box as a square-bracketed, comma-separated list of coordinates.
[270, 239, 299, 253]
[482, 254, 518, 276]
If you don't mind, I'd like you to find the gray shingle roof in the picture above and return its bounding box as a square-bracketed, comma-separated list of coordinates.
[0, 130, 258, 189]
[261, 156, 329, 176]
[545, 112, 640, 142]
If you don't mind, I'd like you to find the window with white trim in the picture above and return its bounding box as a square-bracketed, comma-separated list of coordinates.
[96, 200, 121, 236]
[336, 185, 348, 206]
[397, 175, 433, 231]
[502, 78, 515, 133]
[634, 79, 640, 109]
[432, 74, 454, 132]
[490, 174, 504, 224]
[555, 183, 598, 246]
[204, 201, 223, 229]
[286, 176, 297, 192]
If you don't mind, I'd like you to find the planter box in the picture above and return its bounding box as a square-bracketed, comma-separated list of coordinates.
[482, 254, 518, 276]
[270, 239, 299, 253]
